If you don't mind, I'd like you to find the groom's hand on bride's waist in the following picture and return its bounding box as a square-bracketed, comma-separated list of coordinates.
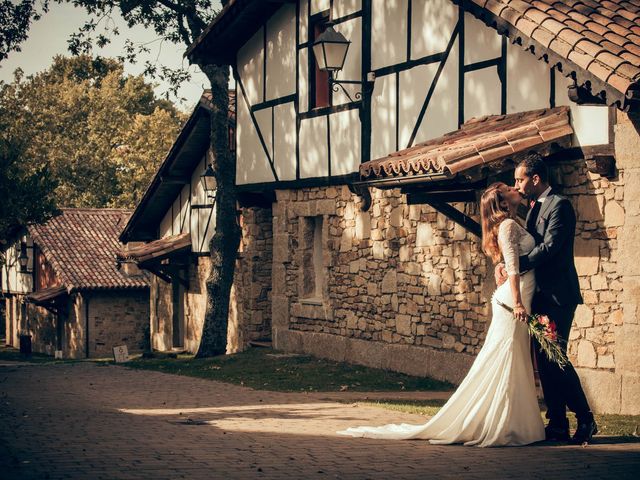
[494, 263, 508, 286]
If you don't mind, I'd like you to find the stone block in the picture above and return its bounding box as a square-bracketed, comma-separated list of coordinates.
[620, 225, 640, 276]
[574, 238, 599, 276]
[271, 295, 290, 328]
[575, 368, 622, 414]
[620, 276, 640, 325]
[624, 169, 640, 219]
[614, 113, 640, 169]
[597, 354, 615, 369]
[381, 270, 397, 293]
[416, 222, 434, 247]
[302, 332, 346, 362]
[590, 274, 608, 290]
[372, 241, 385, 259]
[615, 324, 640, 374]
[316, 199, 337, 215]
[272, 234, 291, 263]
[346, 337, 384, 369]
[273, 328, 303, 352]
[390, 206, 403, 227]
[355, 211, 371, 240]
[576, 340, 596, 368]
[382, 344, 429, 377]
[576, 195, 604, 222]
[603, 200, 625, 227]
[621, 373, 640, 415]
[423, 348, 474, 384]
[396, 315, 412, 336]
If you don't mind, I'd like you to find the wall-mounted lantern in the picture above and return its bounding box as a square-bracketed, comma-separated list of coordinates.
[312, 22, 375, 103]
[200, 163, 217, 200]
[18, 241, 31, 274]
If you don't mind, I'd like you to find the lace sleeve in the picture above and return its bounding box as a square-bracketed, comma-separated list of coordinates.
[498, 219, 521, 276]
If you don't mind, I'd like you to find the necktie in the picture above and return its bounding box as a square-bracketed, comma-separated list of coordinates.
[527, 200, 541, 232]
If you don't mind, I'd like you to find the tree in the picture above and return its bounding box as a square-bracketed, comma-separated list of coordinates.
[2, 1, 236, 357]
[0, 0, 50, 62]
[1, 55, 186, 208]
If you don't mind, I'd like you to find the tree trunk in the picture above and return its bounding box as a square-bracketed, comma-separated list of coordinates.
[195, 64, 241, 358]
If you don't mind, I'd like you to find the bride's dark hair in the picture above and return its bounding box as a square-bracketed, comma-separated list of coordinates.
[481, 182, 511, 263]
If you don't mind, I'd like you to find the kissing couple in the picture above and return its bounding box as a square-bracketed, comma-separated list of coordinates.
[338, 152, 597, 447]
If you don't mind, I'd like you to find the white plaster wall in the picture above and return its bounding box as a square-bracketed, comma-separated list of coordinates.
[160, 208, 172, 239]
[411, 0, 458, 60]
[255, 108, 273, 159]
[300, 116, 329, 178]
[417, 40, 459, 143]
[298, 47, 309, 113]
[237, 27, 265, 105]
[464, 66, 501, 122]
[190, 158, 206, 252]
[332, 18, 362, 106]
[266, 4, 296, 101]
[371, 0, 408, 70]
[1, 239, 33, 294]
[333, 0, 361, 18]
[236, 91, 277, 185]
[464, 12, 501, 65]
[371, 72, 397, 159]
[506, 40, 550, 113]
[274, 102, 297, 181]
[299, 0, 309, 44]
[398, 63, 438, 149]
[330, 108, 361, 176]
[555, 75, 610, 146]
[311, 0, 330, 15]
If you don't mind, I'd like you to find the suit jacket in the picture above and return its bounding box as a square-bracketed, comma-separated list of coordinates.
[520, 190, 583, 307]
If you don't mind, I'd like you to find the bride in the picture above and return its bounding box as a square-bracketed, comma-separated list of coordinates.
[337, 182, 545, 447]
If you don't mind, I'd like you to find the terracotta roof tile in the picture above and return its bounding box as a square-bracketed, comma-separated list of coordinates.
[117, 233, 192, 264]
[28, 209, 149, 292]
[359, 107, 572, 181]
[464, 0, 640, 108]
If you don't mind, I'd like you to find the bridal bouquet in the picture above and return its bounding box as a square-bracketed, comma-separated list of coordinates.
[496, 300, 568, 369]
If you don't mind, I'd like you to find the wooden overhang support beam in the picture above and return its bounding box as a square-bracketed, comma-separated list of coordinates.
[405, 189, 482, 238]
[139, 260, 190, 287]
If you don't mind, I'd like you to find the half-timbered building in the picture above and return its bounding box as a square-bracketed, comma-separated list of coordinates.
[119, 91, 272, 353]
[180, 0, 640, 413]
[1, 209, 149, 358]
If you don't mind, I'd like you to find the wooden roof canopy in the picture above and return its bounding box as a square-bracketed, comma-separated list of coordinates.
[359, 106, 573, 185]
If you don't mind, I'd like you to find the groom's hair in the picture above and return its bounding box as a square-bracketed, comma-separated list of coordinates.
[517, 152, 549, 183]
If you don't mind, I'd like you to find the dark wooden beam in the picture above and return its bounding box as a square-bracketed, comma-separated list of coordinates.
[428, 201, 482, 238]
[406, 189, 477, 203]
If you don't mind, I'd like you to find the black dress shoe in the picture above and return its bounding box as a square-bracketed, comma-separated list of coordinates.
[571, 420, 598, 444]
[545, 423, 570, 441]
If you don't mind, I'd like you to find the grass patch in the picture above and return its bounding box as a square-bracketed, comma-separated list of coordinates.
[0, 343, 65, 364]
[125, 347, 454, 393]
[356, 399, 640, 438]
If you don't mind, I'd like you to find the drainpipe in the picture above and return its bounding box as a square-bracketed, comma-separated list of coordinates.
[85, 294, 90, 359]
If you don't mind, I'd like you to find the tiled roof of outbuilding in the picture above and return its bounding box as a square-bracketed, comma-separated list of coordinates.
[28, 209, 149, 292]
[360, 106, 572, 180]
[458, 0, 640, 109]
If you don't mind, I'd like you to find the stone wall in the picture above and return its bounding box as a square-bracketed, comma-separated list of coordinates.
[271, 151, 638, 413]
[149, 206, 273, 354]
[4, 296, 57, 355]
[86, 290, 149, 358]
[272, 186, 487, 384]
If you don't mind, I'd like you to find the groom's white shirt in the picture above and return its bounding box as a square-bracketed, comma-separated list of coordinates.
[536, 186, 552, 203]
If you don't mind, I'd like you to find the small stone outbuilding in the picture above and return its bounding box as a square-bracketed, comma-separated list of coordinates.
[2, 209, 149, 358]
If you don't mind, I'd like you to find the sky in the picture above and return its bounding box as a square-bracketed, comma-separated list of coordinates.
[0, 2, 218, 110]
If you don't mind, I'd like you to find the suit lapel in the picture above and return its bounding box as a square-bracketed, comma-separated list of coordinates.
[537, 190, 556, 224]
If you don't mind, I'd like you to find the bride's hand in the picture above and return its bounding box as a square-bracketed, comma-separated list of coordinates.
[513, 303, 528, 322]
[494, 263, 508, 286]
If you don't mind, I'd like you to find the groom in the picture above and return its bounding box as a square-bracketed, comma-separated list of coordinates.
[498, 152, 596, 444]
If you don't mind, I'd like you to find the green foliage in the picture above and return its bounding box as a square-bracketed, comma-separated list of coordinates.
[125, 348, 454, 393]
[0, 76, 58, 242]
[0, 0, 50, 62]
[1, 54, 187, 209]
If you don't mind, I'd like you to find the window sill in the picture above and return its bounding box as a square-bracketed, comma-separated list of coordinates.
[299, 297, 323, 306]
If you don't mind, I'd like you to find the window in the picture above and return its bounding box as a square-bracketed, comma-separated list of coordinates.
[301, 216, 324, 301]
[310, 13, 330, 109]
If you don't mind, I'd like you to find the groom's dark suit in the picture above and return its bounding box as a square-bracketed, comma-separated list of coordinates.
[519, 189, 592, 424]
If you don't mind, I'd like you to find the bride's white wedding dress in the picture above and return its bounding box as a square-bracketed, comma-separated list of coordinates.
[338, 219, 545, 447]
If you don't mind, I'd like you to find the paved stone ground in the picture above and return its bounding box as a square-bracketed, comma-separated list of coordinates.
[1, 361, 639, 480]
